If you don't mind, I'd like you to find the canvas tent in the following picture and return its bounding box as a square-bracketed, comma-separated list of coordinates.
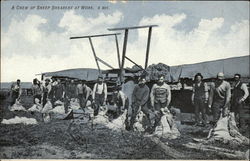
[42, 68, 100, 81]
[170, 55, 249, 82]
[42, 56, 249, 82]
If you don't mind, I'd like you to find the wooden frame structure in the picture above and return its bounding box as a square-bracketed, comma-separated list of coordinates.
[108, 25, 158, 82]
[70, 33, 121, 75]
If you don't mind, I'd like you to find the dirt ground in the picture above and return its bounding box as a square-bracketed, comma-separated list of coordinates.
[0, 94, 249, 159]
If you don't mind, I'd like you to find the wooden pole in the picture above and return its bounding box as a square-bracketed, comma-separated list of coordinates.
[115, 34, 122, 84]
[115, 35, 121, 69]
[120, 29, 129, 83]
[88, 37, 101, 75]
[145, 27, 152, 69]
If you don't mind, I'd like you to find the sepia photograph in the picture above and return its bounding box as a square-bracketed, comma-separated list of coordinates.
[0, 0, 249, 159]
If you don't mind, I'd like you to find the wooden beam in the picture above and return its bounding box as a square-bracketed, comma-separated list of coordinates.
[145, 26, 152, 69]
[88, 37, 101, 74]
[108, 25, 158, 31]
[115, 34, 121, 69]
[125, 56, 144, 71]
[70, 33, 121, 39]
[149, 137, 185, 159]
[96, 56, 115, 69]
[120, 29, 129, 83]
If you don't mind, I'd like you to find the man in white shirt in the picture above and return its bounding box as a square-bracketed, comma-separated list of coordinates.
[150, 75, 171, 130]
[92, 76, 107, 116]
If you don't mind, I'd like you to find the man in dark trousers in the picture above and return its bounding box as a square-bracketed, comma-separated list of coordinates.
[64, 79, 77, 113]
[208, 72, 231, 124]
[191, 73, 209, 126]
[231, 74, 249, 127]
[150, 75, 171, 129]
[92, 76, 107, 116]
[42, 78, 52, 106]
[32, 78, 43, 103]
[129, 76, 150, 131]
[10, 79, 22, 106]
[112, 85, 129, 118]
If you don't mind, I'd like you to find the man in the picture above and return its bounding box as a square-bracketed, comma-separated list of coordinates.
[208, 72, 231, 124]
[112, 85, 129, 117]
[191, 73, 209, 126]
[82, 80, 92, 107]
[231, 74, 249, 127]
[150, 75, 171, 129]
[32, 78, 43, 103]
[64, 79, 76, 113]
[92, 76, 107, 116]
[54, 79, 65, 102]
[129, 76, 150, 131]
[42, 78, 52, 106]
[10, 79, 22, 106]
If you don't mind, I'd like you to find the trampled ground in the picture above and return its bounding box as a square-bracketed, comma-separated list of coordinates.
[0, 94, 249, 159]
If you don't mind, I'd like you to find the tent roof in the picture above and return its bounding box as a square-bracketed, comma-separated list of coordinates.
[170, 55, 249, 81]
[42, 68, 101, 81]
[42, 56, 249, 82]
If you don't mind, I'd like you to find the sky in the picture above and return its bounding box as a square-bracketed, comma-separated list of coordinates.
[1, 0, 249, 82]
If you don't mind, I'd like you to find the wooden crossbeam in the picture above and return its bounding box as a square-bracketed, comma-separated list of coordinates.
[96, 56, 115, 69]
[108, 25, 158, 31]
[70, 33, 121, 39]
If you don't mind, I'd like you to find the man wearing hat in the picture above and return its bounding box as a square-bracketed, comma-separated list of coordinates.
[208, 72, 231, 123]
[231, 73, 249, 127]
[112, 85, 129, 117]
[10, 79, 22, 106]
[150, 75, 171, 130]
[191, 73, 209, 126]
[129, 76, 150, 131]
[42, 78, 52, 106]
[92, 76, 107, 116]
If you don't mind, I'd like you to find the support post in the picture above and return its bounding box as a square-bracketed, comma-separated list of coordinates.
[145, 27, 152, 69]
[120, 29, 129, 83]
[88, 37, 101, 75]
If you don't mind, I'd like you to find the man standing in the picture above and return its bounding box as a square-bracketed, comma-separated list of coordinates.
[42, 78, 52, 106]
[231, 74, 249, 127]
[129, 76, 150, 131]
[92, 76, 107, 116]
[208, 72, 231, 124]
[64, 79, 76, 113]
[150, 75, 171, 129]
[32, 78, 43, 103]
[10, 79, 22, 106]
[54, 79, 65, 102]
[191, 73, 209, 126]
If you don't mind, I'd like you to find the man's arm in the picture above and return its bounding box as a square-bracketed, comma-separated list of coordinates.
[92, 84, 97, 100]
[208, 83, 215, 107]
[141, 86, 149, 106]
[150, 84, 156, 107]
[204, 82, 209, 103]
[224, 82, 231, 107]
[166, 85, 171, 107]
[104, 83, 107, 102]
[85, 87, 91, 100]
[191, 84, 195, 104]
[131, 85, 138, 104]
[240, 83, 249, 102]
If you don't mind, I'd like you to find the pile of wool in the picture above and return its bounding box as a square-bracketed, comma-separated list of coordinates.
[1, 116, 38, 125]
[28, 98, 42, 112]
[153, 109, 180, 139]
[207, 113, 249, 145]
[9, 100, 26, 112]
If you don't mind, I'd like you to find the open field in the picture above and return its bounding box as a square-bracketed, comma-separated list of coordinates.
[0, 93, 249, 159]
